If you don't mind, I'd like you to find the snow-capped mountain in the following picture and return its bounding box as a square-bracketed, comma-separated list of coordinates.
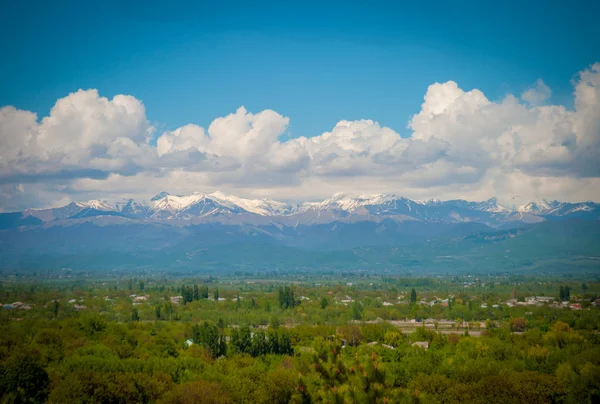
[75, 200, 114, 211]
[7, 191, 600, 228]
[145, 191, 297, 218]
[517, 200, 563, 214]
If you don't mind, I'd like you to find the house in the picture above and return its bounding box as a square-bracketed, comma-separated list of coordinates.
[185, 339, 194, 347]
[412, 341, 429, 350]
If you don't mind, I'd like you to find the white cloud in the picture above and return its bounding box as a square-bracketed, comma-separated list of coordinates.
[1, 64, 600, 210]
[0, 89, 153, 182]
[521, 79, 552, 105]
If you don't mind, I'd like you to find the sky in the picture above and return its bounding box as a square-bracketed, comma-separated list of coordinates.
[1, 0, 600, 211]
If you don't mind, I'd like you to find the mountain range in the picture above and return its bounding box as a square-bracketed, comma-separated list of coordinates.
[6, 191, 600, 227]
[1, 192, 599, 273]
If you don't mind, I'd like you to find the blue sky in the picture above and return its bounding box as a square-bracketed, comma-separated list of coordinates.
[1, 0, 600, 209]
[2, 0, 598, 138]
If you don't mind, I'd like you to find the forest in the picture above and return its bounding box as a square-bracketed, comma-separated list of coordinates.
[1, 272, 599, 403]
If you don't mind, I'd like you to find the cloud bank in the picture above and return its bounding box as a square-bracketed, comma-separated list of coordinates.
[1, 63, 600, 210]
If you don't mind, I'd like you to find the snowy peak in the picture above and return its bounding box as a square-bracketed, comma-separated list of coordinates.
[147, 191, 295, 218]
[151, 191, 170, 201]
[115, 199, 150, 218]
[518, 200, 561, 214]
[308, 193, 510, 214]
[473, 197, 509, 213]
[75, 200, 114, 211]
[309, 193, 407, 212]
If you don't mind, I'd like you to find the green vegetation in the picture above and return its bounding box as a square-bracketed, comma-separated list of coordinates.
[1, 272, 600, 403]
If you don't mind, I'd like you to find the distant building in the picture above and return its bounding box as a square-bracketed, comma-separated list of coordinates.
[412, 341, 429, 350]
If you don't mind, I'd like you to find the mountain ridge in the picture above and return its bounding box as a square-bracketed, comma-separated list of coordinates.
[8, 191, 600, 229]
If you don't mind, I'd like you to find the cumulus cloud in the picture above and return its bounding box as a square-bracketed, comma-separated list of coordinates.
[0, 89, 153, 182]
[521, 79, 552, 105]
[1, 63, 600, 210]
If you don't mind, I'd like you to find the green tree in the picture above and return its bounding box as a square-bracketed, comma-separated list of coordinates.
[52, 299, 60, 318]
[320, 297, 329, 309]
[164, 301, 173, 321]
[214, 288, 220, 301]
[132, 307, 140, 322]
[0, 355, 49, 404]
[278, 286, 299, 309]
[410, 288, 417, 304]
[250, 330, 269, 357]
[559, 285, 571, 301]
[351, 300, 363, 320]
[158, 380, 231, 404]
[192, 321, 224, 358]
[230, 325, 252, 354]
[182, 286, 194, 304]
